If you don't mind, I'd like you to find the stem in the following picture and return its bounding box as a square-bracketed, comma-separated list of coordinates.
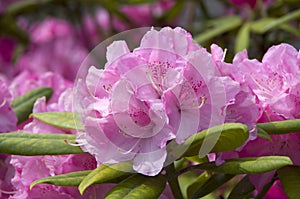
[165, 163, 184, 199]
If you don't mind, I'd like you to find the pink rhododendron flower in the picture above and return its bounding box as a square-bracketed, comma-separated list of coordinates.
[16, 18, 88, 81]
[0, 155, 15, 199]
[76, 27, 239, 176]
[10, 89, 113, 199]
[211, 44, 262, 136]
[265, 180, 288, 199]
[216, 43, 300, 191]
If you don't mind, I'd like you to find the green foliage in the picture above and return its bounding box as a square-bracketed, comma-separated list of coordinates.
[166, 123, 249, 162]
[0, 133, 83, 155]
[10, 87, 53, 124]
[193, 156, 292, 174]
[235, 23, 250, 53]
[30, 170, 92, 189]
[31, 112, 84, 130]
[190, 173, 235, 199]
[79, 162, 133, 194]
[187, 171, 211, 198]
[227, 175, 255, 199]
[257, 119, 300, 135]
[251, 9, 300, 34]
[105, 174, 166, 199]
[194, 16, 242, 44]
[278, 166, 300, 199]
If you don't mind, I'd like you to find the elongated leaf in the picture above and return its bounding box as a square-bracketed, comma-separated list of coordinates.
[0, 15, 29, 44]
[187, 171, 211, 198]
[235, 23, 251, 53]
[79, 162, 133, 194]
[279, 23, 300, 38]
[257, 127, 272, 141]
[166, 123, 249, 161]
[31, 112, 84, 130]
[30, 170, 92, 189]
[10, 87, 53, 124]
[251, 9, 300, 33]
[193, 156, 292, 174]
[105, 174, 166, 199]
[278, 166, 300, 199]
[194, 16, 242, 44]
[228, 175, 255, 199]
[191, 173, 234, 199]
[250, 18, 275, 34]
[257, 119, 300, 135]
[0, 133, 83, 155]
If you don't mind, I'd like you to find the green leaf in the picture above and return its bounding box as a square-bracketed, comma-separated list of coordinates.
[30, 170, 92, 189]
[79, 162, 133, 195]
[0, 133, 84, 155]
[194, 16, 242, 44]
[257, 127, 272, 141]
[279, 23, 300, 38]
[4, 0, 48, 16]
[251, 9, 300, 34]
[256, 119, 300, 135]
[31, 112, 84, 130]
[10, 87, 53, 124]
[193, 156, 292, 174]
[166, 123, 249, 161]
[0, 16, 29, 44]
[227, 175, 255, 199]
[250, 18, 275, 34]
[190, 173, 235, 199]
[278, 166, 300, 199]
[235, 23, 251, 53]
[105, 174, 166, 199]
[187, 171, 211, 198]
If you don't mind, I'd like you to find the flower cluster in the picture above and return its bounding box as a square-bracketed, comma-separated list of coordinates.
[0, 1, 299, 196]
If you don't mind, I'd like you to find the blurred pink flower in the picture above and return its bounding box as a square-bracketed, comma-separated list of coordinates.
[230, 0, 257, 8]
[9, 71, 72, 104]
[0, 37, 17, 79]
[16, 18, 88, 81]
[0, 80, 17, 133]
[76, 27, 238, 176]
[79, 0, 175, 46]
[113, 0, 174, 31]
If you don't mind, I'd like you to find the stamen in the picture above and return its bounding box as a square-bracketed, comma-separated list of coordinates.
[222, 48, 227, 62]
[118, 139, 141, 155]
[0, 189, 17, 195]
[264, 110, 272, 122]
[198, 96, 206, 109]
[0, 97, 7, 108]
[249, 126, 256, 133]
[249, 73, 272, 96]
[64, 139, 84, 147]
